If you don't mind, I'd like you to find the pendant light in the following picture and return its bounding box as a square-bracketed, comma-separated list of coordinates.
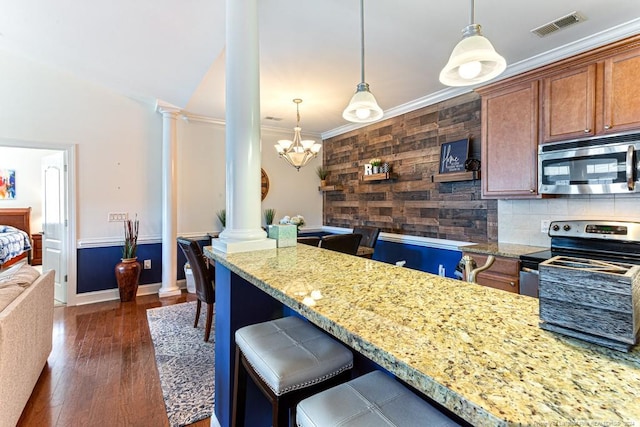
[274, 99, 322, 171]
[439, 0, 506, 87]
[342, 0, 383, 123]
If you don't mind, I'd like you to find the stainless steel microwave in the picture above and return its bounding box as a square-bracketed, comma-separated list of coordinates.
[538, 132, 640, 195]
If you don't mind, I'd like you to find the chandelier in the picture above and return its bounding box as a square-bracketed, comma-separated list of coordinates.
[274, 99, 322, 171]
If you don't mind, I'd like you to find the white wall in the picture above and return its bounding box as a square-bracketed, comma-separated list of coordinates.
[0, 49, 323, 245]
[0, 147, 59, 233]
[177, 119, 323, 235]
[498, 195, 640, 247]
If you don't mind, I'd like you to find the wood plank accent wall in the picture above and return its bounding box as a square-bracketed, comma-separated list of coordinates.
[322, 92, 497, 243]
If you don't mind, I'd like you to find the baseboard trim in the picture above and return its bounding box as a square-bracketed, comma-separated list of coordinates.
[74, 280, 187, 306]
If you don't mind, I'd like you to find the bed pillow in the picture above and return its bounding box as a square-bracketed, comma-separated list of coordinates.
[0, 264, 40, 288]
[0, 285, 25, 312]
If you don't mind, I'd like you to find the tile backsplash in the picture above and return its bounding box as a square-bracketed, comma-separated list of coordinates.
[498, 195, 640, 247]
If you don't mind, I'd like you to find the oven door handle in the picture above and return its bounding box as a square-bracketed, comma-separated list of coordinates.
[521, 267, 539, 275]
[627, 145, 636, 191]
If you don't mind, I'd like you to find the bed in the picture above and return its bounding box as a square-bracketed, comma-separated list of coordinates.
[0, 208, 32, 269]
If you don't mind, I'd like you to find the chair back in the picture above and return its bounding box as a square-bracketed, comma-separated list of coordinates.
[297, 236, 321, 247]
[177, 237, 215, 304]
[320, 233, 362, 255]
[353, 226, 380, 248]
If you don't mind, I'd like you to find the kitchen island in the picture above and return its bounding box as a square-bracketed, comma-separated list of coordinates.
[205, 243, 640, 426]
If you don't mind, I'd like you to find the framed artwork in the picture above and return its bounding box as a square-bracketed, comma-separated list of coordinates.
[0, 169, 16, 199]
[439, 139, 469, 174]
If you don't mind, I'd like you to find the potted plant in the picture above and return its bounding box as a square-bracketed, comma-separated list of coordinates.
[216, 209, 226, 229]
[316, 165, 329, 187]
[264, 208, 276, 226]
[370, 158, 383, 174]
[114, 215, 141, 302]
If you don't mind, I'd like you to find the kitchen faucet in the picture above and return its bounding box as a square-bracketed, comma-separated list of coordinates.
[461, 254, 495, 283]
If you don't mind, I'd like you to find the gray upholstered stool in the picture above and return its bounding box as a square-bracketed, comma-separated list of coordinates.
[296, 370, 461, 427]
[232, 316, 354, 427]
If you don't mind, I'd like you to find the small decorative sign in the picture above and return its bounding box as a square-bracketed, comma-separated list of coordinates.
[439, 139, 469, 174]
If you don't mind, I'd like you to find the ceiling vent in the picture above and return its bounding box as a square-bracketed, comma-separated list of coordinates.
[531, 11, 586, 37]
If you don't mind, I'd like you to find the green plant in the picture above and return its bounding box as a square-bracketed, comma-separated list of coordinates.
[122, 215, 139, 259]
[315, 165, 329, 180]
[369, 158, 382, 167]
[264, 208, 276, 225]
[216, 209, 226, 228]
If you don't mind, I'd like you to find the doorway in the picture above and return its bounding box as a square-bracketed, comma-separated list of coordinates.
[0, 139, 76, 305]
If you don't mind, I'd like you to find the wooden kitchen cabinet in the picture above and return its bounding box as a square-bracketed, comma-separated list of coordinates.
[479, 80, 539, 199]
[541, 64, 596, 143]
[602, 48, 640, 134]
[541, 47, 640, 142]
[463, 252, 520, 294]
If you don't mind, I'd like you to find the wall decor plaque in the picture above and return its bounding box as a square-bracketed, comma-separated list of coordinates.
[439, 139, 469, 174]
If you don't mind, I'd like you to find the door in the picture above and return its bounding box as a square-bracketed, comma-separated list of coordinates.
[480, 80, 540, 198]
[42, 152, 67, 303]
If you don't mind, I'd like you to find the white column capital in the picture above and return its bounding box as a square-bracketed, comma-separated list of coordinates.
[155, 99, 182, 116]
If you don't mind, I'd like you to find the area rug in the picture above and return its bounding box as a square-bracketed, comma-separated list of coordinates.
[147, 301, 215, 427]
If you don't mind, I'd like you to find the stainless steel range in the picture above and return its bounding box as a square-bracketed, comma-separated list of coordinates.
[519, 220, 640, 297]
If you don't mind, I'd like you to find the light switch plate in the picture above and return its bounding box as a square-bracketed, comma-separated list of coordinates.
[541, 219, 551, 233]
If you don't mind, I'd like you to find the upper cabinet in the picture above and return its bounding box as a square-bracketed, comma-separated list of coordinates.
[480, 81, 539, 198]
[603, 49, 640, 134]
[541, 48, 640, 143]
[541, 64, 596, 143]
[478, 35, 640, 199]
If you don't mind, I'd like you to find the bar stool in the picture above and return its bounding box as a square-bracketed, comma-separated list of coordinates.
[232, 316, 354, 427]
[297, 370, 462, 427]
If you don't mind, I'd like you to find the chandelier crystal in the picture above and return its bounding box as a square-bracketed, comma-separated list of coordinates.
[274, 99, 322, 171]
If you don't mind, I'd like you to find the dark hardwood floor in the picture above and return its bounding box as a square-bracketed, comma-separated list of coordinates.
[18, 292, 211, 427]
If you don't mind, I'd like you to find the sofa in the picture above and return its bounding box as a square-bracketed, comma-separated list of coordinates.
[0, 265, 54, 427]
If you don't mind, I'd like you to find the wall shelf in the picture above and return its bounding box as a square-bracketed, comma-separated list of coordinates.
[431, 171, 480, 183]
[361, 172, 398, 182]
[318, 185, 343, 191]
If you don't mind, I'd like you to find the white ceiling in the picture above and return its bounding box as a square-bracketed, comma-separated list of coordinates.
[1, 0, 640, 137]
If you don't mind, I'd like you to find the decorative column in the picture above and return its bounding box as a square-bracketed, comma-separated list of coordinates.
[211, 0, 276, 254]
[156, 100, 182, 297]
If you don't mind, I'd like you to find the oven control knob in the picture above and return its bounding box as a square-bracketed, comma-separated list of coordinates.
[552, 224, 560, 232]
[563, 224, 571, 232]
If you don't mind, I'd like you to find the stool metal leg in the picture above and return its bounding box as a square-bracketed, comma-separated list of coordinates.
[231, 345, 247, 427]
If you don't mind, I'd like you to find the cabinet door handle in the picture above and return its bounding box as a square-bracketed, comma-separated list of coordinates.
[604, 124, 611, 130]
[509, 281, 515, 287]
[529, 189, 535, 193]
[584, 129, 591, 133]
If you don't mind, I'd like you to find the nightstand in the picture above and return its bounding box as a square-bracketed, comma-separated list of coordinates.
[31, 233, 43, 266]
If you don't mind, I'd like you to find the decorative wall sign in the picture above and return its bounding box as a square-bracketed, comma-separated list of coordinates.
[439, 139, 469, 174]
[0, 169, 16, 199]
[261, 168, 269, 201]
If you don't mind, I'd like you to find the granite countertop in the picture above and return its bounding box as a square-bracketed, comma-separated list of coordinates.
[461, 242, 547, 258]
[205, 244, 640, 426]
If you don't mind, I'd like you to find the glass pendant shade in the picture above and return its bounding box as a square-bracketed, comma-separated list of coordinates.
[439, 0, 507, 88]
[343, 83, 383, 123]
[343, 0, 383, 124]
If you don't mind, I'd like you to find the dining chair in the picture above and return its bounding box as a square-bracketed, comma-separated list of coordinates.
[319, 233, 362, 255]
[352, 226, 380, 248]
[177, 237, 215, 341]
[297, 236, 321, 247]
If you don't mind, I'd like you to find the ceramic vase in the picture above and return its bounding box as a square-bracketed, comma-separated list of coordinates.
[115, 257, 142, 302]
